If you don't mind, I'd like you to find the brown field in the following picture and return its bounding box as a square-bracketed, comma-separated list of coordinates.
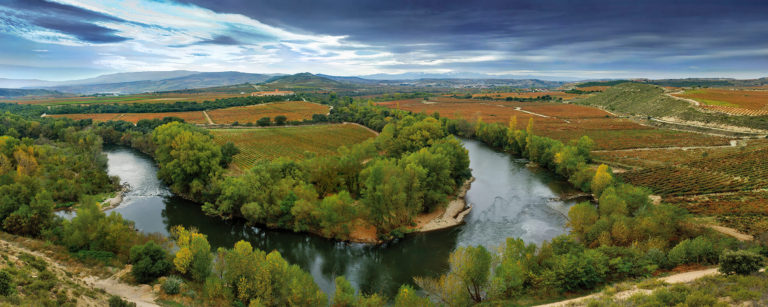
[471, 91, 582, 100]
[119, 112, 207, 124]
[47, 113, 122, 122]
[207, 101, 329, 124]
[379, 98, 728, 150]
[673, 88, 768, 114]
[50, 111, 207, 124]
[10, 92, 247, 106]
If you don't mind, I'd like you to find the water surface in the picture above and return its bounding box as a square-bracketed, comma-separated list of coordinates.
[102, 139, 577, 296]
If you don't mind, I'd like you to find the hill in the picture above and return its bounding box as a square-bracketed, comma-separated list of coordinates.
[0, 88, 68, 99]
[43, 71, 274, 94]
[263, 73, 347, 88]
[575, 83, 768, 132]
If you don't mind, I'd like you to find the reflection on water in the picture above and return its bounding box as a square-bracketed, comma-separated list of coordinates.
[100, 138, 576, 297]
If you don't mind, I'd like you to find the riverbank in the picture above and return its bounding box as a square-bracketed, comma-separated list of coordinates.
[101, 183, 129, 211]
[413, 177, 475, 232]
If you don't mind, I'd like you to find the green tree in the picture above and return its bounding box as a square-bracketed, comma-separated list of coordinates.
[257, 117, 271, 126]
[567, 202, 599, 241]
[152, 122, 224, 197]
[274, 115, 288, 126]
[416, 245, 492, 304]
[129, 242, 172, 283]
[332, 276, 356, 307]
[171, 226, 213, 282]
[316, 191, 358, 239]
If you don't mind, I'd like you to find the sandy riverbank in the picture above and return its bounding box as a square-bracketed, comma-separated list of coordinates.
[101, 184, 129, 211]
[414, 177, 475, 232]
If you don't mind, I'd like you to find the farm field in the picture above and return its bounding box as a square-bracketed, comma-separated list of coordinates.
[379, 98, 730, 150]
[46, 113, 123, 122]
[672, 88, 768, 115]
[471, 91, 582, 100]
[206, 101, 329, 124]
[618, 146, 768, 197]
[50, 111, 208, 124]
[8, 92, 247, 106]
[210, 123, 376, 170]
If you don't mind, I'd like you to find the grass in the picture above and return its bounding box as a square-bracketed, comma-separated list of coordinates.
[210, 123, 376, 171]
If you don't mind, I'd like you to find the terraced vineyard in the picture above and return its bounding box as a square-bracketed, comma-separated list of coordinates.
[210, 124, 376, 170]
[666, 191, 768, 236]
[620, 147, 768, 196]
[206, 101, 329, 124]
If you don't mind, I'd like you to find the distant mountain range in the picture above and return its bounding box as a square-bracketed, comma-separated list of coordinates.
[1, 70, 765, 96]
[36, 72, 276, 95]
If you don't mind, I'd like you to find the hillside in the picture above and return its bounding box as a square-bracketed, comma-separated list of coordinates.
[263, 73, 347, 88]
[43, 72, 274, 94]
[0, 88, 68, 98]
[575, 83, 768, 131]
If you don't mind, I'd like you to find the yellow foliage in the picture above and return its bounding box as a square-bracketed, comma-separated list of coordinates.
[174, 247, 193, 274]
[591, 164, 613, 197]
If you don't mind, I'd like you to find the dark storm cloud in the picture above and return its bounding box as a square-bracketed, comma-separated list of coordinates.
[174, 0, 768, 59]
[0, 0, 129, 43]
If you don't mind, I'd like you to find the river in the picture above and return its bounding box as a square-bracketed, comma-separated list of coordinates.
[95, 138, 578, 297]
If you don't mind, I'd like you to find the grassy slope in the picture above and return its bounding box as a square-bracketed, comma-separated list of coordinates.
[574, 83, 768, 130]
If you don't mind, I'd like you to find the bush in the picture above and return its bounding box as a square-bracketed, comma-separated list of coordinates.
[108, 295, 136, 307]
[0, 269, 13, 296]
[162, 276, 182, 295]
[719, 250, 764, 275]
[73, 250, 115, 264]
[129, 242, 172, 283]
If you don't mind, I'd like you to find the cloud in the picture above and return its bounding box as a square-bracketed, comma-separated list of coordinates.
[0, 0, 766, 79]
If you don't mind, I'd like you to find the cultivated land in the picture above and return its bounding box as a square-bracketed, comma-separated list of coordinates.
[50, 111, 209, 124]
[210, 123, 376, 171]
[206, 101, 328, 124]
[378, 97, 730, 150]
[471, 91, 583, 100]
[672, 88, 768, 116]
[8, 92, 247, 106]
[47, 101, 327, 125]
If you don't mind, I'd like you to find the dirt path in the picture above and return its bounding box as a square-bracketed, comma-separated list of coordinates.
[83, 266, 159, 307]
[707, 225, 754, 241]
[535, 267, 721, 307]
[0, 237, 158, 306]
[202, 110, 214, 124]
[666, 91, 700, 107]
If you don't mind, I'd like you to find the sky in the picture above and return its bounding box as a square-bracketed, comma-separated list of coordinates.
[1, 0, 767, 81]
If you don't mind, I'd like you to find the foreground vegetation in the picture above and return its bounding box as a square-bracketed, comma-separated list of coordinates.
[0, 92, 767, 306]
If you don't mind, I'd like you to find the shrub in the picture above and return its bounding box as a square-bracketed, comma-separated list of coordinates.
[73, 250, 115, 264]
[162, 276, 182, 295]
[0, 269, 13, 296]
[719, 250, 764, 275]
[203, 276, 227, 300]
[129, 242, 172, 283]
[108, 295, 136, 307]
